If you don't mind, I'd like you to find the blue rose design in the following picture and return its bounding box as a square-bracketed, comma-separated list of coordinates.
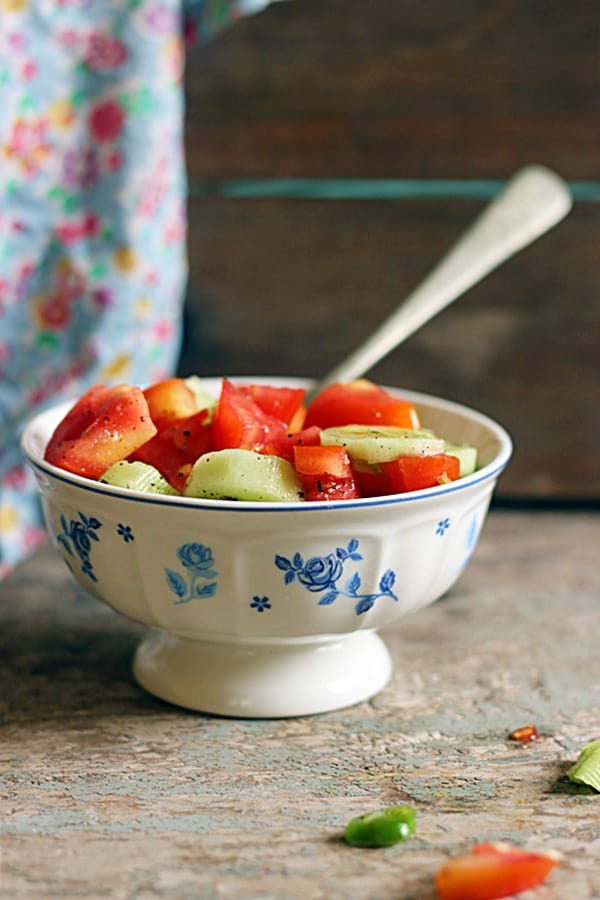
[70, 521, 93, 557]
[167, 542, 219, 605]
[297, 553, 344, 592]
[177, 542, 214, 571]
[57, 512, 102, 581]
[275, 539, 398, 615]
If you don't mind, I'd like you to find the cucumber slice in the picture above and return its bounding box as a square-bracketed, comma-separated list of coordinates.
[184, 448, 304, 502]
[566, 739, 600, 792]
[184, 375, 217, 417]
[444, 442, 478, 477]
[100, 460, 179, 495]
[320, 425, 445, 464]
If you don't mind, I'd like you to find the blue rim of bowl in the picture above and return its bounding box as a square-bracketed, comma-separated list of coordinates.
[21, 383, 513, 513]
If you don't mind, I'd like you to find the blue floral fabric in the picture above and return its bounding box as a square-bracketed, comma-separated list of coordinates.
[0, 0, 275, 578]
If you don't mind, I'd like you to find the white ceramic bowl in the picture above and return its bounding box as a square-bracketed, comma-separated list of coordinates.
[22, 378, 512, 718]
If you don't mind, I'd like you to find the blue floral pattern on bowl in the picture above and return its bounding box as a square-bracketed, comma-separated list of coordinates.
[57, 511, 102, 581]
[275, 538, 398, 615]
[166, 542, 218, 605]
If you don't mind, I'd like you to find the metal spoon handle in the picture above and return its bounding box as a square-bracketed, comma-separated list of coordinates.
[311, 165, 572, 395]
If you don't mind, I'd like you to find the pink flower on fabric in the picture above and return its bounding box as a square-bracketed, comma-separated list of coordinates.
[7, 32, 25, 51]
[56, 214, 100, 244]
[105, 149, 122, 172]
[21, 60, 37, 80]
[90, 100, 125, 142]
[5, 466, 29, 489]
[58, 29, 79, 49]
[37, 294, 72, 330]
[145, 3, 178, 32]
[4, 118, 50, 175]
[62, 147, 99, 189]
[92, 287, 113, 309]
[85, 33, 127, 70]
[24, 526, 47, 553]
[153, 318, 176, 342]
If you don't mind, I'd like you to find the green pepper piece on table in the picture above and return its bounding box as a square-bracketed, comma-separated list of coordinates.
[344, 804, 416, 847]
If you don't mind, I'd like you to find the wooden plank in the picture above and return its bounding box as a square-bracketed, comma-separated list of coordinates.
[185, 0, 598, 179]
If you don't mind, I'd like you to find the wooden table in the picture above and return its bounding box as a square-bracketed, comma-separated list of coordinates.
[2, 510, 598, 898]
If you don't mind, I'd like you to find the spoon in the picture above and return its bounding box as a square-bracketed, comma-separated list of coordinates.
[308, 165, 572, 399]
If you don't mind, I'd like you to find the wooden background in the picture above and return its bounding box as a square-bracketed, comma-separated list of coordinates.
[179, 0, 599, 501]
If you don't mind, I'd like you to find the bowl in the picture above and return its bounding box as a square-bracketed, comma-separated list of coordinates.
[21, 377, 512, 718]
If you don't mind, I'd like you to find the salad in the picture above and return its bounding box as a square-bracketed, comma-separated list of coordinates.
[43, 376, 478, 502]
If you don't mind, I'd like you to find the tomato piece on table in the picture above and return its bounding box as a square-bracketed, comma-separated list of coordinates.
[212, 378, 288, 453]
[293, 444, 359, 501]
[45, 386, 157, 480]
[435, 841, 560, 900]
[380, 454, 460, 493]
[130, 408, 214, 491]
[143, 377, 198, 429]
[45, 384, 128, 458]
[303, 380, 420, 430]
[238, 383, 306, 427]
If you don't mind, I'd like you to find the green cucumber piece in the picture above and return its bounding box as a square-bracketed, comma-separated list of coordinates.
[184, 448, 304, 502]
[184, 375, 217, 417]
[320, 425, 445, 464]
[100, 460, 178, 495]
[566, 739, 600, 791]
[444, 441, 478, 477]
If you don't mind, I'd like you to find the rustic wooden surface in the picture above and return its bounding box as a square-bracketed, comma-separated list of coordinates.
[179, 0, 599, 501]
[2, 511, 599, 898]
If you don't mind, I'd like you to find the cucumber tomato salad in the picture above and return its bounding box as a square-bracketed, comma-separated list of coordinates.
[43, 377, 478, 502]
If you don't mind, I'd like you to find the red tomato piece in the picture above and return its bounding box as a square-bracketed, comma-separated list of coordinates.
[45, 384, 128, 458]
[300, 475, 360, 502]
[143, 377, 198, 429]
[293, 445, 359, 501]
[380, 454, 460, 493]
[267, 425, 322, 463]
[45, 387, 157, 480]
[238, 383, 306, 427]
[435, 842, 559, 900]
[294, 444, 352, 478]
[130, 409, 213, 490]
[212, 378, 287, 453]
[351, 461, 393, 498]
[304, 380, 420, 430]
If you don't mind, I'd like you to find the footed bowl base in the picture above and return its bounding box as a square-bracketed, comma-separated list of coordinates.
[133, 630, 392, 718]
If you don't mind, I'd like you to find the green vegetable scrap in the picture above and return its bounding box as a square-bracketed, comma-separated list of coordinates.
[344, 804, 416, 848]
[566, 739, 600, 792]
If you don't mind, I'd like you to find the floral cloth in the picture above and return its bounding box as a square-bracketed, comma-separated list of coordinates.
[0, 0, 275, 579]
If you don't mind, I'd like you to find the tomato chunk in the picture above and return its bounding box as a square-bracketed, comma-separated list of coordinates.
[304, 380, 420, 430]
[130, 408, 213, 490]
[45, 387, 157, 480]
[238, 383, 306, 427]
[435, 842, 559, 900]
[380, 454, 460, 493]
[45, 384, 128, 458]
[212, 378, 287, 453]
[268, 425, 322, 463]
[143, 377, 198, 429]
[352, 461, 393, 498]
[293, 444, 359, 501]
